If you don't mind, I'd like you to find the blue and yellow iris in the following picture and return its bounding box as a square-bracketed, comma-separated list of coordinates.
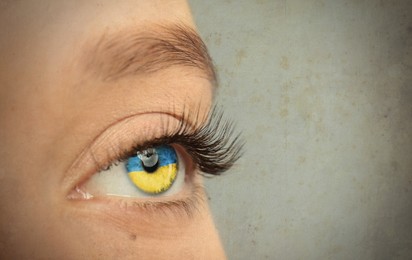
[126, 145, 178, 194]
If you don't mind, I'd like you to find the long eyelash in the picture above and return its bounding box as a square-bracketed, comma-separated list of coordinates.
[110, 104, 244, 176]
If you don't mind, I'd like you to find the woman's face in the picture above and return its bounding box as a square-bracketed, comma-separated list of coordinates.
[0, 1, 226, 258]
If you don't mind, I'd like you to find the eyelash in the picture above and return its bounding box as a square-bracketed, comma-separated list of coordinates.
[70, 105, 243, 218]
[100, 105, 244, 177]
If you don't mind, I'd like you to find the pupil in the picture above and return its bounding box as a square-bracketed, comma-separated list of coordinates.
[137, 148, 159, 173]
[142, 160, 159, 173]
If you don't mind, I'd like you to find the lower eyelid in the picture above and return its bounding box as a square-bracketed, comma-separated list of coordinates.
[121, 181, 205, 218]
[67, 174, 206, 224]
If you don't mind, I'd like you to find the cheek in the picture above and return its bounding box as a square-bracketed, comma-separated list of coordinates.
[0, 190, 223, 259]
[0, 192, 71, 258]
[56, 200, 225, 259]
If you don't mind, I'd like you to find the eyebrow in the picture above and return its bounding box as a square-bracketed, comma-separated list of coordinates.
[83, 24, 217, 84]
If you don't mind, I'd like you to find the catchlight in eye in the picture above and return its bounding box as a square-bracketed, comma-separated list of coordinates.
[126, 145, 178, 194]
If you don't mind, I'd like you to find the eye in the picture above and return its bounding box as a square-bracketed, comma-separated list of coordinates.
[67, 107, 243, 208]
[82, 145, 187, 198]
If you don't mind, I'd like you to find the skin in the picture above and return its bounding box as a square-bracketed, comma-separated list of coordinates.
[0, 0, 225, 259]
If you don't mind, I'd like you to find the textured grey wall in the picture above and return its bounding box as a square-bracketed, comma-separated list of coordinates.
[189, 1, 412, 259]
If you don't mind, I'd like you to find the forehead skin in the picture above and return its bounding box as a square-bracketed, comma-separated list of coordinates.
[0, 1, 224, 259]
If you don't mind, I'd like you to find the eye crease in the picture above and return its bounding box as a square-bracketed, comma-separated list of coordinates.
[127, 145, 179, 194]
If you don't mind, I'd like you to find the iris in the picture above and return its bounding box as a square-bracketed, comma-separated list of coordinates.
[126, 145, 178, 194]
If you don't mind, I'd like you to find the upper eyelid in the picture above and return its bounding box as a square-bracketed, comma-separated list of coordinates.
[64, 106, 196, 175]
[62, 112, 185, 195]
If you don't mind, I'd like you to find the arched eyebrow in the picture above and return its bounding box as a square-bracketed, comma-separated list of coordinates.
[82, 24, 217, 85]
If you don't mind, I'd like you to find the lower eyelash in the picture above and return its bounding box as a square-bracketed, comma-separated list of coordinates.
[125, 181, 206, 218]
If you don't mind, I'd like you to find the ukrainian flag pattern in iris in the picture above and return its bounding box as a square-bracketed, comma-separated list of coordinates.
[126, 145, 178, 194]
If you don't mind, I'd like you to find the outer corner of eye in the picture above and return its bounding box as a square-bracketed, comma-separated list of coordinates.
[68, 144, 186, 200]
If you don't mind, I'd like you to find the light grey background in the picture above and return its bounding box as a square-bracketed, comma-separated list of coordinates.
[189, 1, 412, 259]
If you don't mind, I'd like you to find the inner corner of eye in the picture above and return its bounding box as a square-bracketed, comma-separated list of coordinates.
[71, 144, 187, 199]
